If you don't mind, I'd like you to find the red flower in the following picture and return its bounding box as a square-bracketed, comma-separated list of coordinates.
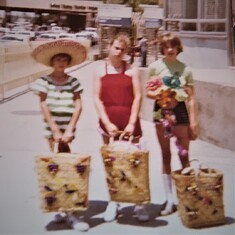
[146, 76, 163, 91]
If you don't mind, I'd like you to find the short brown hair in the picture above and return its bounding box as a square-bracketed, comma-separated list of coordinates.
[109, 33, 131, 50]
[159, 33, 183, 55]
[50, 53, 72, 65]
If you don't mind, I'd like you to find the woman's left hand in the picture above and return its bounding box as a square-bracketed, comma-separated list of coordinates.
[189, 124, 198, 140]
[62, 129, 74, 143]
[123, 123, 135, 137]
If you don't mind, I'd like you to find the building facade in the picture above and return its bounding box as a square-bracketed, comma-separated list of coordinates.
[0, 0, 103, 31]
[0, 0, 234, 67]
[163, 0, 234, 68]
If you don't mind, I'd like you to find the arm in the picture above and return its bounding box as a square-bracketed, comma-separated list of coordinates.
[124, 67, 142, 135]
[146, 89, 159, 100]
[39, 92, 63, 141]
[62, 92, 82, 143]
[93, 66, 118, 136]
[185, 85, 198, 140]
[146, 65, 160, 99]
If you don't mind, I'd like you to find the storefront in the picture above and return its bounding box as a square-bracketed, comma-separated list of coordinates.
[0, 0, 100, 31]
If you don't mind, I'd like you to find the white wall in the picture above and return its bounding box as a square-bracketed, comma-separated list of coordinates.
[178, 37, 229, 69]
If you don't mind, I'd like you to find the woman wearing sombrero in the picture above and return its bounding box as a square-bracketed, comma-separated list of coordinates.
[31, 39, 89, 231]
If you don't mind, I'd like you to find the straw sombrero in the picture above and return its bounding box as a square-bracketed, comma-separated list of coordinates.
[31, 39, 87, 67]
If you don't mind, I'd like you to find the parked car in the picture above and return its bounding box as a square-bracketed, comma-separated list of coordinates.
[0, 34, 29, 43]
[75, 31, 95, 45]
[13, 30, 35, 41]
[84, 27, 98, 44]
[58, 33, 76, 40]
[50, 26, 66, 34]
[35, 33, 59, 41]
[0, 27, 10, 37]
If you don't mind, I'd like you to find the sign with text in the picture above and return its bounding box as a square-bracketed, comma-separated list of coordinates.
[145, 18, 163, 28]
[98, 5, 132, 18]
[143, 6, 164, 19]
[98, 17, 131, 27]
[98, 4, 132, 27]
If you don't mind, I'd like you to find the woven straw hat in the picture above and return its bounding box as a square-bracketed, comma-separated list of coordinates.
[31, 39, 87, 67]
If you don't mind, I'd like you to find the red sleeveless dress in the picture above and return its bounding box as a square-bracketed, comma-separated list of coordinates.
[99, 62, 142, 137]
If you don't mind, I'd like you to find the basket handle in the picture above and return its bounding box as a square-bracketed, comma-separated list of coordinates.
[181, 159, 209, 175]
[109, 131, 134, 144]
[53, 140, 71, 153]
[53, 142, 59, 153]
[119, 131, 134, 142]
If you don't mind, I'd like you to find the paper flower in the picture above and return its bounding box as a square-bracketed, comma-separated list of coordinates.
[155, 88, 178, 109]
[147, 74, 188, 103]
[146, 75, 163, 91]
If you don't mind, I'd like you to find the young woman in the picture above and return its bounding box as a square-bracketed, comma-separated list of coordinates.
[93, 34, 149, 222]
[146, 33, 198, 216]
[31, 39, 89, 231]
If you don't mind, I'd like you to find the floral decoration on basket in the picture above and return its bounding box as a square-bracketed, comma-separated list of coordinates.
[172, 162, 225, 228]
[35, 153, 91, 213]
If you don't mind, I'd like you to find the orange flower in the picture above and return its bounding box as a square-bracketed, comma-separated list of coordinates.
[156, 88, 178, 109]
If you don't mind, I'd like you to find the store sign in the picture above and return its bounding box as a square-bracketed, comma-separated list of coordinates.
[143, 6, 163, 19]
[142, 6, 163, 28]
[99, 17, 131, 27]
[98, 5, 132, 27]
[98, 5, 132, 18]
[145, 18, 163, 28]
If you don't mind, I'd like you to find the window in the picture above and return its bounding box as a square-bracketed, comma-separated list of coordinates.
[201, 0, 226, 19]
[165, 0, 227, 33]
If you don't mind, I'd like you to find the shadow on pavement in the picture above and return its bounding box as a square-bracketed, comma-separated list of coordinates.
[225, 216, 235, 225]
[117, 203, 168, 227]
[45, 200, 107, 231]
[45, 201, 171, 231]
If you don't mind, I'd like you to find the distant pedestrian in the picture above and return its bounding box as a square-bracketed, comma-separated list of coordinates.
[93, 33, 150, 222]
[30, 39, 90, 231]
[136, 35, 148, 67]
[146, 33, 198, 216]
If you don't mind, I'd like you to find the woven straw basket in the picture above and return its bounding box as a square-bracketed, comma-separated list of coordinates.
[172, 167, 225, 228]
[101, 140, 150, 204]
[35, 153, 91, 213]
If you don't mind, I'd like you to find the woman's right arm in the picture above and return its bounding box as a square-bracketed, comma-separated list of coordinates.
[39, 92, 62, 141]
[146, 89, 158, 100]
[146, 64, 159, 99]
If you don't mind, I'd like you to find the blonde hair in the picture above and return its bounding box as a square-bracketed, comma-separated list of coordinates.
[109, 33, 131, 50]
[159, 33, 183, 55]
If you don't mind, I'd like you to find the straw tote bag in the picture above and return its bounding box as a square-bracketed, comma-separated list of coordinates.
[35, 141, 91, 212]
[101, 135, 150, 204]
[172, 162, 225, 228]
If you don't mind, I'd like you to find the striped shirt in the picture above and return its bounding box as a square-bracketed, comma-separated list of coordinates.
[31, 75, 83, 139]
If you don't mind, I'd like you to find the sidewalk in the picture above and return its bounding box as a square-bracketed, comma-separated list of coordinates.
[0, 61, 234, 235]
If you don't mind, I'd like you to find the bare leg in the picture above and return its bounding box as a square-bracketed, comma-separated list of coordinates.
[173, 125, 190, 168]
[156, 124, 171, 174]
[156, 124, 174, 215]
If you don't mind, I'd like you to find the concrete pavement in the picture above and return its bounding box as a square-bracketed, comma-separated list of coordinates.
[0, 61, 234, 235]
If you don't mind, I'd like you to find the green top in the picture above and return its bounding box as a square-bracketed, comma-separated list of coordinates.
[148, 58, 194, 87]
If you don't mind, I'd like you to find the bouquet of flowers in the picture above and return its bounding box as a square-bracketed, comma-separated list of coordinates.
[146, 73, 189, 157]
